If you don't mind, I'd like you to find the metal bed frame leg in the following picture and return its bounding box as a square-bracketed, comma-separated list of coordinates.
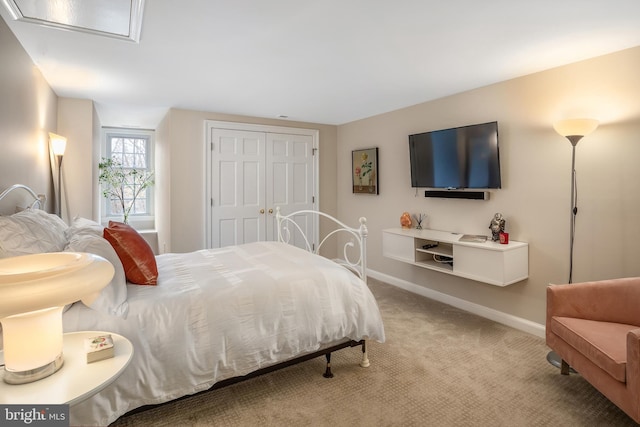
[323, 353, 334, 378]
[322, 340, 370, 378]
[360, 340, 370, 368]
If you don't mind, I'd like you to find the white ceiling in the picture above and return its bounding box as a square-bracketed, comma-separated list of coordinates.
[2, 1, 640, 127]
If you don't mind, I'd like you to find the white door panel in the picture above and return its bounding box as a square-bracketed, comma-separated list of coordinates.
[265, 133, 314, 246]
[208, 124, 318, 249]
[210, 129, 266, 247]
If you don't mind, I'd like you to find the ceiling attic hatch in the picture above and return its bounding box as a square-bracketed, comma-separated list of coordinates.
[1, 0, 145, 42]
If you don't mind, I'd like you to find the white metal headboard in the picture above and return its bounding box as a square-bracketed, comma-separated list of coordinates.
[0, 184, 46, 215]
[275, 207, 368, 281]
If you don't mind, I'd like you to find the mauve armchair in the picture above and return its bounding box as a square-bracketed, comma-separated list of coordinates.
[546, 277, 640, 423]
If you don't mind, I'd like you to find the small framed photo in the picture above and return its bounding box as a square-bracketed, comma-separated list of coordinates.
[352, 147, 379, 194]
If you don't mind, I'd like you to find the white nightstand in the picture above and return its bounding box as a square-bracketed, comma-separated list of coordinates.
[0, 331, 133, 406]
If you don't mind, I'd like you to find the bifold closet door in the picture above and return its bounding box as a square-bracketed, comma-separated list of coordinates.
[209, 128, 315, 249]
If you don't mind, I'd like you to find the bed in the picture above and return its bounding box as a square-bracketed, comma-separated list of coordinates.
[0, 184, 385, 426]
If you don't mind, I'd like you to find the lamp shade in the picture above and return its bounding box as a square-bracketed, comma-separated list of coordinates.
[0, 252, 114, 318]
[553, 119, 599, 138]
[49, 132, 67, 156]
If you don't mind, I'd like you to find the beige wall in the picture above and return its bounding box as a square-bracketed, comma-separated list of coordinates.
[57, 98, 99, 223]
[0, 15, 99, 222]
[159, 108, 338, 254]
[337, 46, 640, 326]
[5, 9, 639, 330]
[155, 112, 172, 254]
[0, 17, 57, 206]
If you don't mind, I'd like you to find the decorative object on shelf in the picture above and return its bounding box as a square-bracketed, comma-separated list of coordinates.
[352, 147, 379, 194]
[48, 132, 67, 217]
[499, 232, 509, 244]
[0, 252, 114, 384]
[459, 234, 487, 243]
[413, 213, 426, 229]
[400, 212, 412, 228]
[489, 212, 505, 241]
[99, 157, 155, 224]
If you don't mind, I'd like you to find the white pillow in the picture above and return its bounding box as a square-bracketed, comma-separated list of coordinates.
[66, 234, 129, 318]
[0, 209, 68, 258]
[65, 215, 104, 240]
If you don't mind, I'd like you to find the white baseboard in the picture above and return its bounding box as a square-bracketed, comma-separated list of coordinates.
[367, 269, 545, 339]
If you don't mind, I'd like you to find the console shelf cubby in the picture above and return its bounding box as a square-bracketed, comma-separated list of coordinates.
[382, 228, 528, 286]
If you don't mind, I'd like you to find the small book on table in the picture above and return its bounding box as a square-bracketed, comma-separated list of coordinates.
[85, 334, 115, 363]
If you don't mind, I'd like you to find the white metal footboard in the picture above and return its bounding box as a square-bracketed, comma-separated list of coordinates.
[275, 207, 368, 282]
[275, 207, 371, 369]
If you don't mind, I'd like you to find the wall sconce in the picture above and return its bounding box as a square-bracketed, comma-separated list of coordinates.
[48, 133, 67, 217]
[552, 118, 599, 284]
[0, 252, 114, 384]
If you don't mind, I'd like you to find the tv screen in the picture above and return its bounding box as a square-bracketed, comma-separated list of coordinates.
[408, 121, 501, 189]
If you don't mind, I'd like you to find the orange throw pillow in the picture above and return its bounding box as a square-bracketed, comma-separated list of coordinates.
[103, 221, 158, 285]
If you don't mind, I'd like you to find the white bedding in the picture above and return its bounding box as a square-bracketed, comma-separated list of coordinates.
[63, 241, 385, 426]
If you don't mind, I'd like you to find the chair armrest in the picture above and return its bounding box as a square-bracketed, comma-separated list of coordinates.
[627, 329, 640, 410]
[547, 277, 640, 325]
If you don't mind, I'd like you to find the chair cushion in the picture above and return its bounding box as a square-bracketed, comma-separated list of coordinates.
[551, 316, 636, 382]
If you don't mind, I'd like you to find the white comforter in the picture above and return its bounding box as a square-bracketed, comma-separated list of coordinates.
[63, 241, 385, 426]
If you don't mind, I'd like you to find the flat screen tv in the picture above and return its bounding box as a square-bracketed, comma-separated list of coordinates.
[408, 121, 501, 189]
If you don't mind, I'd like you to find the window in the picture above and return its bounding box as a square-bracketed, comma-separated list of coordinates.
[102, 128, 154, 228]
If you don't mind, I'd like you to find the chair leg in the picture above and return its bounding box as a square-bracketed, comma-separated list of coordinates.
[561, 359, 571, 375]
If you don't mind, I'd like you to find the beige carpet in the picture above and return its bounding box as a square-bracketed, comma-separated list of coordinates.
[111, 278, 637, 426]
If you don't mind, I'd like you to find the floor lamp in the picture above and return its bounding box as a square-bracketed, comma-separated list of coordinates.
[546, 118, 599, 369]
[49, 133, 67, 217]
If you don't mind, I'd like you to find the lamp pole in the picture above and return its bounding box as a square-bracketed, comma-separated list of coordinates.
[546, 136, 581, 370]
[56, 155, 63, 217]
[567, 137, 582, 284]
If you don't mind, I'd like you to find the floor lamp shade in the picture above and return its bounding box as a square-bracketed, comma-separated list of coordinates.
[49, 132, 66, 217]
[49, 133, 67, 156]
[553, 119, 599, 145]
[0, 252, 114, 384]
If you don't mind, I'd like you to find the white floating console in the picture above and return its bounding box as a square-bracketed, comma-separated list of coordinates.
[382, 228, 528, 286]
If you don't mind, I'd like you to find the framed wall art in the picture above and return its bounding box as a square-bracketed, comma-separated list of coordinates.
[352, 147, 379, 194]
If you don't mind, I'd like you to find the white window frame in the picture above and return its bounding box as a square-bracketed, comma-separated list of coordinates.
[101, 127, 155, 230]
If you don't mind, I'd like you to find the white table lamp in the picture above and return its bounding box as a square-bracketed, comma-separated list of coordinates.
[0, 252, 114, 384]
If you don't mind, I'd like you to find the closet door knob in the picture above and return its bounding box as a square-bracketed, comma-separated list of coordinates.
[268, 208, 273, 214]
[260, 209, 265, 214]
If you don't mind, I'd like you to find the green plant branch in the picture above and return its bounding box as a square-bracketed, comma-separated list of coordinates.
[99, 157, 154, 224]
